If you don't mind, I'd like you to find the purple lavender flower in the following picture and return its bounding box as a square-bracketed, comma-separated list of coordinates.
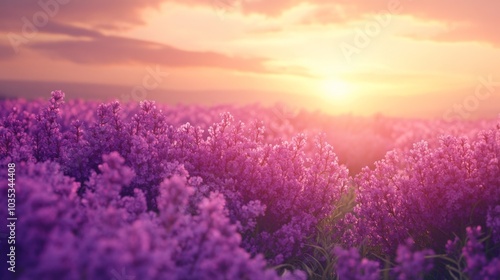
[333, 246, 380, 280]
[487, 206, 500, 244]
[393, 238, 434, 280]
[2, 91, 500, 279]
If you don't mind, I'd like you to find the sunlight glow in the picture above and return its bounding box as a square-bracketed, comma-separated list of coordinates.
[321, 79, 353, 101]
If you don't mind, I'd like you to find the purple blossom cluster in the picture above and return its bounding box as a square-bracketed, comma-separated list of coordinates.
[333, 246, 380, 280]
[328, 238, 434, 280]
[347, 128, 500, 254]
[392, 239, 434, 280]
[487, 206, 500, 244]
[0, 153, 305, 280]
[1, 91, 499, 279]
[445, 226, 500, 279]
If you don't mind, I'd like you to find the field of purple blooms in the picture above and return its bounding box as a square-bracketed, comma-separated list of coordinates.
[1, 90, 499, 280]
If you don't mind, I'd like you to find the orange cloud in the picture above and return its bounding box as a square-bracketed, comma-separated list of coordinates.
[0, 0, 164, 31]
[165, 0, 500, 47]
[4, 1, 498, 47]
[26, 35, 316, 78]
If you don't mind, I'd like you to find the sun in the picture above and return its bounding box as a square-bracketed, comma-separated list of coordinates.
[321, 79, 353, 101]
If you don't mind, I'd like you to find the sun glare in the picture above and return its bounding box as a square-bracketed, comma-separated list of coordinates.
[321, 79, 353, 101]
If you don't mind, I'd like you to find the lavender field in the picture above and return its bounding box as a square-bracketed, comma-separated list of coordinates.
[0, 91, 499, 279]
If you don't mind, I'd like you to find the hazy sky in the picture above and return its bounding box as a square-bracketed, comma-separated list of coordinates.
[1, 0, 500, 118]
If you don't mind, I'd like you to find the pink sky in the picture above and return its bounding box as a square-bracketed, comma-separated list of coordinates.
[1, 0, 500, 118]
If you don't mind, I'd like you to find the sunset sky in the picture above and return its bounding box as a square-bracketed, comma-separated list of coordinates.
[1, 0, 499, 118]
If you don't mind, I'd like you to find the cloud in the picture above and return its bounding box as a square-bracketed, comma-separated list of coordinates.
[169, 0, 500, 47]
[0, 0, 165, 33]
[395, 1, 500, 47]
[300, 4, 360, 25]
[0, 0, 317, 78]
[28, 35, 316, 77]
[401, 21, 500, 48]
[0, 44, 17, 60]
[322, 1, 500, 47]
[42, 21, 104, 37]
[3, 0, 499, 47]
